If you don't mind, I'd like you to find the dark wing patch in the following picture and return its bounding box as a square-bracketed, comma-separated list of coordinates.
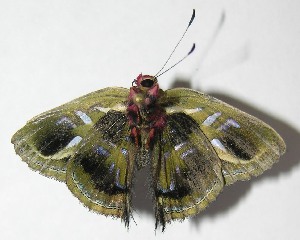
[221, 135, 254, 160]
[33, 117, 76, 156]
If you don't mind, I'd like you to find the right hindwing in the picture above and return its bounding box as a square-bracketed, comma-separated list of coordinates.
[151, 112, 224, 230]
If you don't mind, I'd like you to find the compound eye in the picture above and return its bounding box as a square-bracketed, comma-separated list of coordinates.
[141, 78, 154, 88]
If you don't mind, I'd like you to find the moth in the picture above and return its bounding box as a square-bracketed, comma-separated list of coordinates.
[11, 10, 285, 231]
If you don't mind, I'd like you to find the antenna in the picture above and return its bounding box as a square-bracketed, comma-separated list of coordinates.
[156, 43, 195, 77]
[155, 9, 195, 76]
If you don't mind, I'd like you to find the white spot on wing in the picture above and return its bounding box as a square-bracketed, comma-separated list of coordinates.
[202, 112, 221, 126]
[94, 103, 126, 113]
[211, 138, 226, 151]
[56, 117, 76, 128]
[95, 146, 110, 157]
[109, 163, 115, 173]
[75, 110, 92, 124]
[184, 107, 203, 114]
[174, 142, 187, 151]
[115, 168, 125, 189]
[228, 119, 240, 128]
[219, 118, 240, 131]
[165, 106, 202, 114]
[181, 148, 196, 159]
[170, 181, 175, 191]
[66, 136, 83, 148]
[112, 103, 127, 112]
[93, 106, 111, 113]
[121, 148, 128, 156]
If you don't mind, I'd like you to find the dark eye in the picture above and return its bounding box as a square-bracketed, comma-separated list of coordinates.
[141, 79, 154, 88]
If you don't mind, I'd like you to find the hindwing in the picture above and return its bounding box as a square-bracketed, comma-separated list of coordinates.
[151, 113, 224, 229]
[66, 110, 136, 225]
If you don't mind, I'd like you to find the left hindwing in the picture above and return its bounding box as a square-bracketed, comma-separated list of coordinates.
[66, 110, 136, 226]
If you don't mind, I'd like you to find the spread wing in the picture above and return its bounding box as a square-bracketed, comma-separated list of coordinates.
[11, 87, 128, 181]
[153, 88, 285, 229]
[11, 87, 136, 225]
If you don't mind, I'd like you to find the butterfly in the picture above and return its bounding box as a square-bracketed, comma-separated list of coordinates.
[11, 73, 286, 230]
[11, 10, 285, 231]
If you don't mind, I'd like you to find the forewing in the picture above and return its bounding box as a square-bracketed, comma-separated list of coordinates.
[163, 88, 286, 185]
[151, 113, 224, 229]
[11, 87, 128, 181]
[66, 110, 136, 226]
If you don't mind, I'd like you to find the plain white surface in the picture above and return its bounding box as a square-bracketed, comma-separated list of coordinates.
[1, 0, 300, 239]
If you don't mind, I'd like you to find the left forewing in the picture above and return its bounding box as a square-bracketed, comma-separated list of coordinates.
[11, 87, 128, 181]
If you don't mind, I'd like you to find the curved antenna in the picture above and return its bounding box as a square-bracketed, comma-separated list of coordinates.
[156, 43, 195, 77]
[155, 9, 195, 76]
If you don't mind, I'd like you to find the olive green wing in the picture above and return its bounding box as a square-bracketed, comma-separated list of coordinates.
[66, 110, 136, 226]
[162, 88, 286, 185]
[11, 87, 128, 182]
[151, 113, 224, 230]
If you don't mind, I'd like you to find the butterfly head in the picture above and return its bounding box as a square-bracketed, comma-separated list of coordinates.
[129, 74, 161, 107]
[133, 74, 158, 92]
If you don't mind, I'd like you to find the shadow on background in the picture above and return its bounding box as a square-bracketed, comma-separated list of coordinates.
[132, 76, 300, 229]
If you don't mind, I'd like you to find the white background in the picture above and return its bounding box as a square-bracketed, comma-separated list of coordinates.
[1, 0, 300, 239]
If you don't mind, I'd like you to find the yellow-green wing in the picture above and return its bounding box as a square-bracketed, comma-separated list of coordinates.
[11, 87, 128, 182]
[152, 113, 224, 230]
[162, 88, 286, 185]
[66, 110, 136, 226]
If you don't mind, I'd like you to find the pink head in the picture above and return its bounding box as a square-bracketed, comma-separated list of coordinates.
[134, 74, 158, 91]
